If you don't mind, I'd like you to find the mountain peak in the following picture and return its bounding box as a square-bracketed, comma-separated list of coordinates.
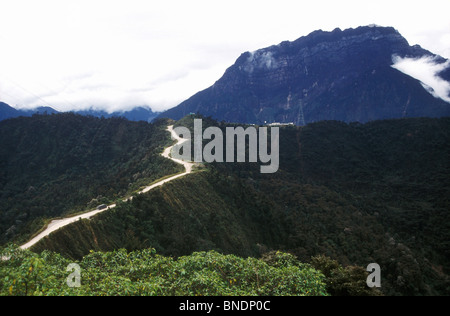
[160, 26, 450, 124]
[236, 26, 410, 74]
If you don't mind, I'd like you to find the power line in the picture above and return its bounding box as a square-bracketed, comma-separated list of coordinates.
[0, 76, 58, 110]
[28, 79, 79, 111]
[0, 88, 26, 106]
[298, 100, 306, 126]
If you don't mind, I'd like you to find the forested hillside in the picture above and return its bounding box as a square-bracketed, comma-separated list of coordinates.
[1, 247, 337, 296]
[0, 114, 183, 245]
[29, 116, 450, 295]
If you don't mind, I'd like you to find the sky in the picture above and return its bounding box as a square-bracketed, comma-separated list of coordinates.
[0, 0, 449, 113]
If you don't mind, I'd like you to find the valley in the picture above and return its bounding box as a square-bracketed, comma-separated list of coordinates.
[13, 115, 449, 296]
[1, 24, 449, 297]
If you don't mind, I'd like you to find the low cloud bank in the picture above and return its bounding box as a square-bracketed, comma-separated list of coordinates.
[392, 55, 450, 103]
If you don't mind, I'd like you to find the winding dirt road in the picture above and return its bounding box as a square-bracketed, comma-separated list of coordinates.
[19, 125, 194, 250]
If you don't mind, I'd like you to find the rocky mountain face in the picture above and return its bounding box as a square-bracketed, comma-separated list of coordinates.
[160, 26, 450, 125]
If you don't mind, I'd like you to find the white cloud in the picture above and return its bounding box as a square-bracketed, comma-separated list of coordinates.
[392, 56, 450, 103]
[0, 0, 449, 112]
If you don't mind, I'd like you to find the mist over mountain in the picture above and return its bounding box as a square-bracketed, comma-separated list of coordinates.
[2, 25, 450, 297]
[0, 103, 62, 121]
[160, 26, 450, 125]
[0, 102, 159, 123]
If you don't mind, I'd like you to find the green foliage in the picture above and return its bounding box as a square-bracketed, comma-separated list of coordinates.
[28, 117, 450, 296]
[30, 171, 285, 260]
[4, 115, 449, 296]
[208, 117, 450, 295]
[0, 114, 183, 245]
[0, 245, 72, 296]
[1, 246, 328, 296]
[311, 255, 382, 296]
[261, 251, 303, 269]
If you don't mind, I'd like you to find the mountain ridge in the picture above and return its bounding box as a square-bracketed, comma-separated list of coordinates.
[28, 116, 450, 296]
[0, 114, 182, 245]
[159, 26, 450, 124]
[0, 102, 21, 121]
[0, 102, 160, 123]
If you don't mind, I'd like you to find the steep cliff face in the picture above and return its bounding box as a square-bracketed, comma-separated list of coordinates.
[161, 26, 450, 124]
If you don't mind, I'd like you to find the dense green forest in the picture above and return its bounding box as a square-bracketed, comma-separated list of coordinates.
[0, 114, 183, 245]
[28, 116, 450, 295]
[2, 245, 384, 296]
